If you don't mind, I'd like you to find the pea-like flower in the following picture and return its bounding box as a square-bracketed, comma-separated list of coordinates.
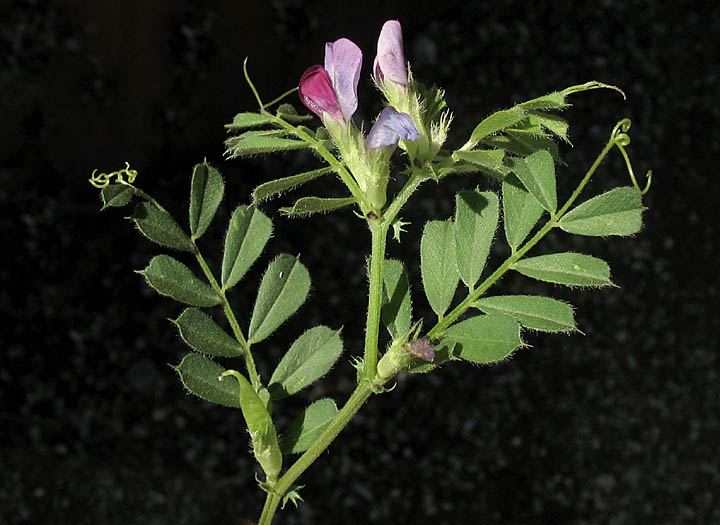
[299, 38, 362, 126]
[373, 20, 408, 88]
[366, 107, 419, 152]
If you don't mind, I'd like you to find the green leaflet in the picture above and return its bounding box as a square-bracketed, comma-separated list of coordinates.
[268, 326, 343, 399]
[502, 173, 544, 249]
[173, 308, 244, 357]
[530, 112, 571, 143]
[446, 314, 524, 364]
[101, 184, 134, 209]
[139, 255, 221, 306]
[451, 149, 509, 179]
[515, 252, 613, 287]
[559, 187, 644, 236]
[279, 196, 357, 217]
[420, 220, 460, 317]
[475, 295, 576, 332]
[248, 255, 310, 343]
[252, 167, 334, 203]
[131, 201, 194, 252]
[481, 134, 535, 157]
[509, 150, 557, 214]
[467, 107, 527, 148]
[189, 162, 224, 239]
[454, 190, 499, 289]
[517, 91, 569, 110]
[380, 259, 412, 339]
[224, 131, 307, 158]
[225, 112, 273, 130]
[174, 353, 241, 408]
[506, 129, 561, 163]
[221, 205, 273, 291]
[279, 398, 338, 454]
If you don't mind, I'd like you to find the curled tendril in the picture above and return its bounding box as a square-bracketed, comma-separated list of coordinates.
[610, 119, 652, 195]
[89, 162, 138, 189]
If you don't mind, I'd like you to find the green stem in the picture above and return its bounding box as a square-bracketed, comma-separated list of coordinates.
[258, 491, 281, 525]
[362, 221, 388, 381]
[428, 134, 616, 339]
[383, 168, 427, 225]
[256, 167, 429, 524]
[191, 240, 261, 389]
[258, 381, 374, 525]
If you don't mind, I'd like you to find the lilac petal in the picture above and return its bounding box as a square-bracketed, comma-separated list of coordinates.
[366, 107, 419, 151]
[324, 38, 362, 121]
[299, 65, 344, 123]
[375, 20, 407, 86]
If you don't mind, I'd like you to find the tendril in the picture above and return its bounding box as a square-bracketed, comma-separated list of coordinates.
[610, 119, 652, 195]
[243, 57, 265, 111]
[89, 162, 138, 188]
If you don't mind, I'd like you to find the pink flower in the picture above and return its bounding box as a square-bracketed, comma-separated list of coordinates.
[373, 20, 408, 87]
[299, 38, 362, 125]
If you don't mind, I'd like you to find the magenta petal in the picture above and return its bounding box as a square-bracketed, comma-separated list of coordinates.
[375, 20, 407, 86]
[298, 65, 344, 123]
[366, 107, 419, 151]
[324, 38, 362, 121]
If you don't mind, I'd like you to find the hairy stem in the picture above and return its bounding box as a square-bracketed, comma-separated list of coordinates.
[362, 220, 388, 380]
[256, 167, 430, 523]
[258, 381, 374, 524]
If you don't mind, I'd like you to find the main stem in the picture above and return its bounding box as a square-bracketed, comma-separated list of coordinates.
[257, 170, 427, 524]
[362, 220, 388, 381]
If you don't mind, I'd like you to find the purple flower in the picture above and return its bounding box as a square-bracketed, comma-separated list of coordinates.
[366, 107, 419, 151]
[299, 38, 362, 124]
[373, 20, 408, 87]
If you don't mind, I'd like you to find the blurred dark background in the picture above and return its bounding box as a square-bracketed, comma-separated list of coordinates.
[1, 1, 718, 523]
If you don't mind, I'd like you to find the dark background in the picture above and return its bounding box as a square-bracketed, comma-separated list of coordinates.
[1, 1, 718, 524]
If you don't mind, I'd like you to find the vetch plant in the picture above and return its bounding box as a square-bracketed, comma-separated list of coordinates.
[90, 19, 652, 524]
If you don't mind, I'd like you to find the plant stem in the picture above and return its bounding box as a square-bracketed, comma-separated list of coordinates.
[191, 240, 261, 389]
[383, 168, 427, 225]
[362, 220, 388, 381]
[258, 380, 374, 525]
[428, 135, 616, 339]
[256, 168, 429, 524]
